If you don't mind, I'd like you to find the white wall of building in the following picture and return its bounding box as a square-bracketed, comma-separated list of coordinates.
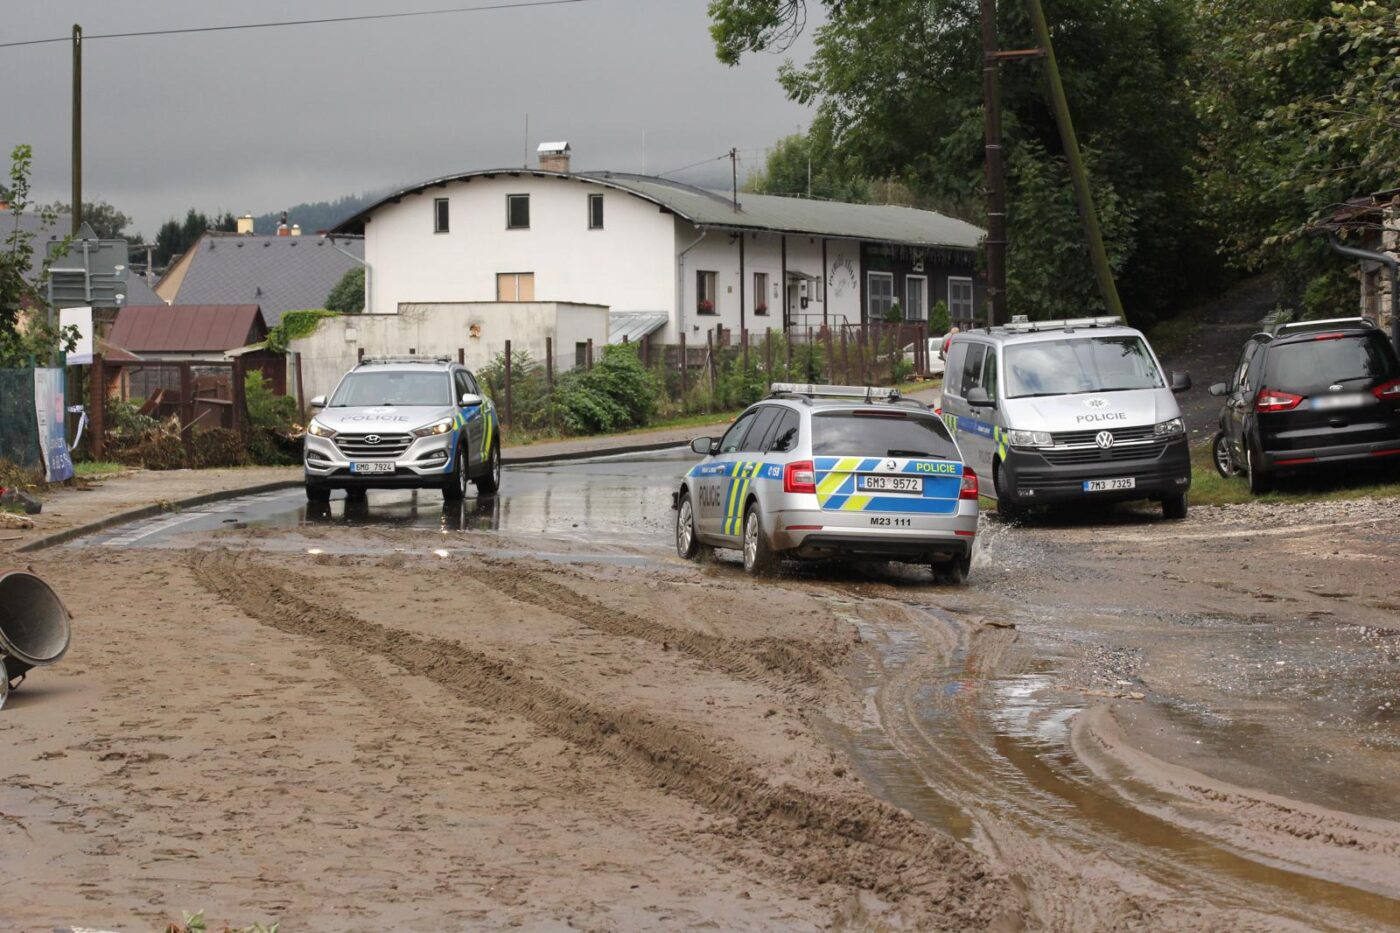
[288, 301, 609, 402]
[366, 175, 675, 326]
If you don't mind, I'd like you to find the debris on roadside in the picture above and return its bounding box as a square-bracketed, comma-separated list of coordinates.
[0, 487, 42, 514]
[0, 511, 36, 530]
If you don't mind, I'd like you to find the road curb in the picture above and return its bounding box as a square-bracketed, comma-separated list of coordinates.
[14, 479, 304, 554]
[502, 437, 690, 466]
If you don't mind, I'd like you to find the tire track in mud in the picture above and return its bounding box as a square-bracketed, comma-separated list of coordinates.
[455, 559, 835, 690]
[853, 592, 1395, 931]
[190, 550, 1013, 929]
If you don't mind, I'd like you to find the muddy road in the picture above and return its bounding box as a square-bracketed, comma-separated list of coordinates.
[3, 452, 1398, 930]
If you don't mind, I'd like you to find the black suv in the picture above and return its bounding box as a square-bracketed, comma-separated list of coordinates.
[1210, 318, 1400, 493]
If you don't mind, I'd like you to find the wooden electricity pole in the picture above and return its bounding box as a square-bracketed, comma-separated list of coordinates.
[72, 24, 83, 233]
[980, 0, 1007, 328]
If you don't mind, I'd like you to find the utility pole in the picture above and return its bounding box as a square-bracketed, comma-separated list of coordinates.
[979, 0, 1006, 327]
[1025, 0, 1125, 320]
[72, 24, 82, 233]
[730, 148, 739, 211]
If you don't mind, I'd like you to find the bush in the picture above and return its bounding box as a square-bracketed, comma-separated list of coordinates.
[929, 300, 950, 335]
[190, 428, 249, 468]
[243, 371, 301, 465]
[553, 344, 659, 434]
[324, 268, 365, 314]
[264, 309, 338, 352]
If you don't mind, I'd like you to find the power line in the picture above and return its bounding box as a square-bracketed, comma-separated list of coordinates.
[0, 0, 595, 50]
[655, 153, 731, 178]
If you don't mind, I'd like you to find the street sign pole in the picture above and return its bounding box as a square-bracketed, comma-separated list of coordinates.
[72, 24, 82, 234]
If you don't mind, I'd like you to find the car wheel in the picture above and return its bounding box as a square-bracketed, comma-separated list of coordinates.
[675, 490, 711, 562]
[932, 553, 970, 586]
[742, 502, 777, 576]
[1212, 431, 1238, 478]
[475, 443, 501, 495]
[1246, 445, 1272, 495]
[305, 483, 331, 503]
[993, 462, 1026, 524]
[1162, 491, 1188, 520]
[443, 445, 468, 501]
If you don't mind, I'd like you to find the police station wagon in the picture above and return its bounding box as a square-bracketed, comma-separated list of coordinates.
[940, 317, 1193, 521]
[673, 384, 980, 583]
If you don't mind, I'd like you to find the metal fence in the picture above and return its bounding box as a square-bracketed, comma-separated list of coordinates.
[0, 368, 41, 471]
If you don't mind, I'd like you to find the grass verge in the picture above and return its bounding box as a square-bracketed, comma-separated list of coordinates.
[1188, 442, 1400, 506]
[74, 461, 127, 477]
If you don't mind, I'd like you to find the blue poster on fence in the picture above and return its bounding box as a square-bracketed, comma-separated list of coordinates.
[33, 368, 74, 483]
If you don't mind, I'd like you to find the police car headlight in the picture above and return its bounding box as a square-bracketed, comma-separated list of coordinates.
[307, 419, 337, 439]
[413, 417, 455, 438]
[1007, 430, 1053, 448]
[1154, 417, 1184, 437]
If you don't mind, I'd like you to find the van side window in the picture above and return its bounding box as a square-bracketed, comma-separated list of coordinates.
[961, 343, 987, 396]
[981, 348, 999, 402]
[944, 343, 968, 397]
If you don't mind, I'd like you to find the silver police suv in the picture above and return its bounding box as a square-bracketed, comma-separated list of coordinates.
[304, 357, 501, 502]
[674, 384, 980, 583]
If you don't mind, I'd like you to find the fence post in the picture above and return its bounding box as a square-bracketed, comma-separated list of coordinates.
[90, 352, 105, 459]
[705, 329, 716, 401]
[586, 338, 594, 371]
[357, 347, 364, 363]
[679, 332, 687, 399]
[741, 328, 749, 381]
[231, 357, 247, 438]
[503, 339, 513, 426]
[294, 351, 306, 423]
[545, 337, 555, 392]
[179, 363, 195, 462]
[785, 327, 793, 377]
[457, 347, 465, 365]
[806, 327, 814, 381]
[825, 327, 835, 384]
[764, 328, 773, 383]
[641, 336, 650, 367]
[857, 329, 867, 384]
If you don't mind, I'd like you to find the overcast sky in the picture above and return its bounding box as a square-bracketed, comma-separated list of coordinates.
[0, 0, 818, 238]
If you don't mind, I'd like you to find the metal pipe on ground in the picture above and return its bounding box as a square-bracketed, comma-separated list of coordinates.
[0, 570, 72, 710]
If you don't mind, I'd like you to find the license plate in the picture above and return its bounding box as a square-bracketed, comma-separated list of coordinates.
[1083, 477, 1135, 492]
[858, 474, 923, 494]
[1312, 393, 1367, 411]
[350, 462, 395, 474]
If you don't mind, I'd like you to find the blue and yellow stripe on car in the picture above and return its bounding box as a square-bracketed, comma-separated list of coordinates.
[722, 460, 764, 534]
[811, 457, 963, 515]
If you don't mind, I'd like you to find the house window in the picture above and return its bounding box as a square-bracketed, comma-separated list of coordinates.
[497, 272, 535, 302]
[754, 272, 769, 315]
[434, 198, 449, 234]
[948, 276, 975, 323]
[588, 193, 604, 230]
[905, 275, 927, 320]
[697, 270, 717, 315]
[507, 194, 530, 229]
[868, 272, 895, 319]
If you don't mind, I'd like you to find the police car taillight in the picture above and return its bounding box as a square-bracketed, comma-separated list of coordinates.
[784, 460, 817, 494]
[959, 465, 979, 500]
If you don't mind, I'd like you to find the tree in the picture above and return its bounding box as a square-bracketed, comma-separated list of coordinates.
[710, 0, 1215, 323]
[325, 267, 365, 314]
[1, 145, 77, 366]
[37, 200, 132, 240]
[153, 208, 237, 268]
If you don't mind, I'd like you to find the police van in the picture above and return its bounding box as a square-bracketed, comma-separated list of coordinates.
[940, 317, 1193, 520]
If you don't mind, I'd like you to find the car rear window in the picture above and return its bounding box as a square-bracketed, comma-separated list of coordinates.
[811, 411, 959, 460]
[1264, 333, 1399, 393]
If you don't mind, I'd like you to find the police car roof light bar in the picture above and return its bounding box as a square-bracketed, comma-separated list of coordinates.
[358, 356, 454, 366]
[991, 316, 1121, 334]
[769, 383, 902, 403]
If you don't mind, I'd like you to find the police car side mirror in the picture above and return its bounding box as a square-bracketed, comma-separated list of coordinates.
[1170, 372, 1192, 394]
[1208, 382, 1228, 397]
[690, 436, 716, 456]
[309, 395, 326, 409]
[460, 393, 483, 407]
[966, 387, 994, 409]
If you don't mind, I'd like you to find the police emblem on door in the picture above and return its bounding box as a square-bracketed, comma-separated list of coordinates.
[1095, 431, 1114, 449]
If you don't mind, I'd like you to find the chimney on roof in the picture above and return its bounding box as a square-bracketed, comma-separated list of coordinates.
[277, 211, 290, 237]
[0, 199, 10, 211]
[236, 213, 255, 235]
[291, 224, 302, 237]
[537, 141, 571, 173]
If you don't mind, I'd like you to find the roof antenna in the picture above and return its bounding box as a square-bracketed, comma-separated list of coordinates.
[523, 113, 529, 168]
[730, 148, 739, 212]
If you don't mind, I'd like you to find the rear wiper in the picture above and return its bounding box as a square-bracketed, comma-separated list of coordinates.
[888, 449, 942, 459]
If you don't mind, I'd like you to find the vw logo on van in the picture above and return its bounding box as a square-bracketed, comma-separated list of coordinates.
[365, 434, 381, 444]
[1095, 431, 1115, 449]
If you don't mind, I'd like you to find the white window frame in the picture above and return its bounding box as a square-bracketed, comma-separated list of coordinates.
[904, 275, 928, 320]
[948, 276, 975, 322]
[867, 272, 895, 319]
[697, 270, 718, 315]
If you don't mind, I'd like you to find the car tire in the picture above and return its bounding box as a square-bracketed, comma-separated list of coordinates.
[443, 445, 468, 501]
[742, 502, 778, 576]
[993, 461, 1026, 524]
[475, 443, 501, 495]
[305, 483, 331, 503]
[1212, 431, 1238, 478]
[675, 489, 711, 562]
[1162, 491, 1188, 520]
[932, 553, 971, 586]
[1246, 444, 1272, 495]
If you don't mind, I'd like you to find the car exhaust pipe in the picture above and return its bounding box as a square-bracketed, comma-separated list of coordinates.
[0, 570, 72, 710]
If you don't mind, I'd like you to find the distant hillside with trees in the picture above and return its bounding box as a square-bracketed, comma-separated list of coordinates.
[252, 190, 389, 236]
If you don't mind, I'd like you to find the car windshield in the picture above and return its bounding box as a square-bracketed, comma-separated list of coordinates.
[811, 411, 960, 460]
[329, 371, 452, 407]
[1004, 336, 1164, 398]
[1264, 333, 1399, 392]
